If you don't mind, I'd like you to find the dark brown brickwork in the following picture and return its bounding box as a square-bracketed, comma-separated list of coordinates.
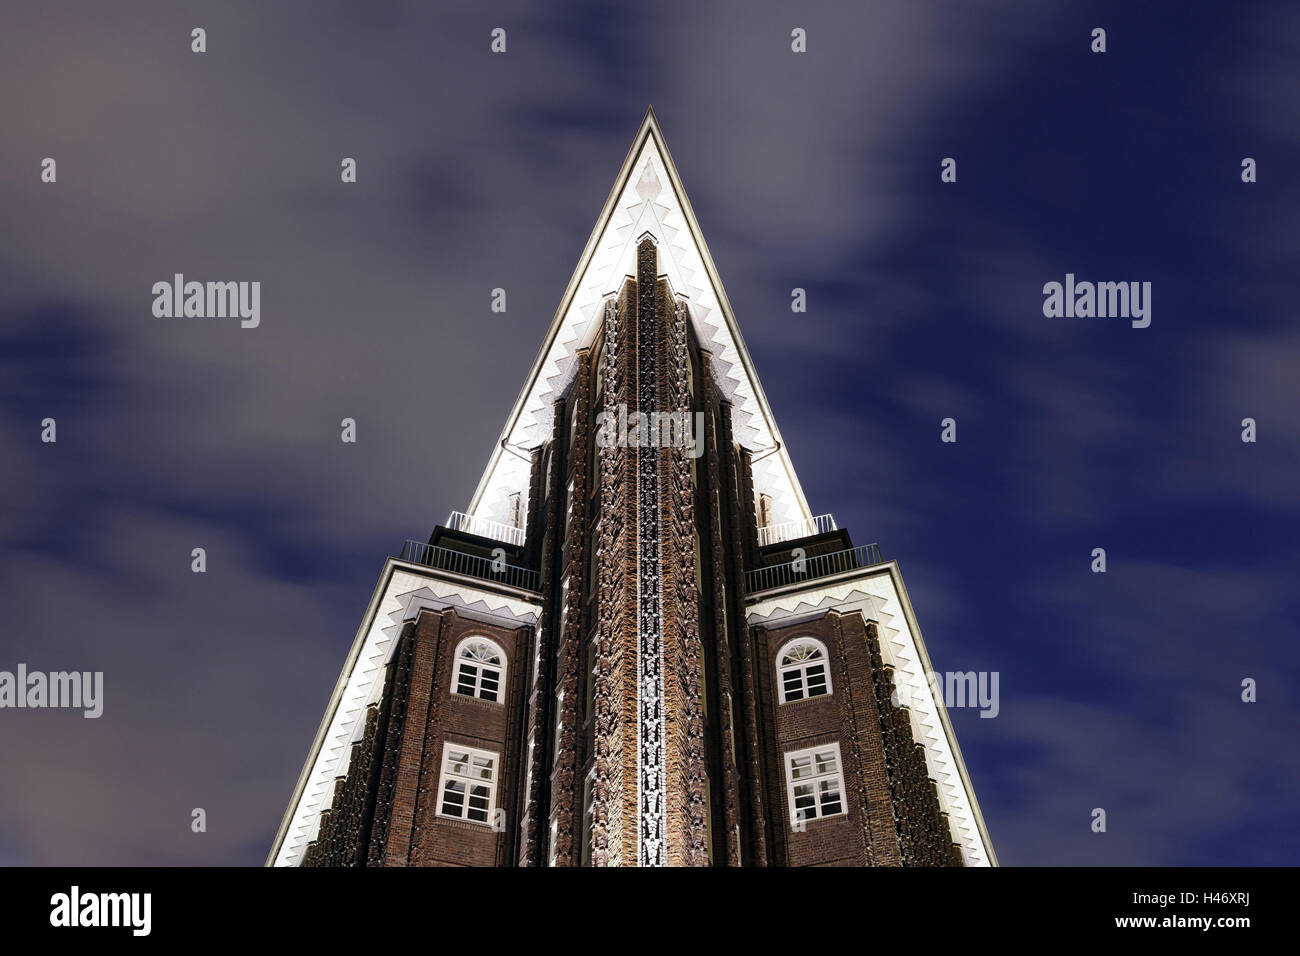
[551, 347, 594, 865]
[865, 620, 964, 866]
[728, 440, 773, 864]
[365, 620, 417, 866]
[700, 363, 744, 866]
[301, 705, 379, 867]
[751, 611, 960, 866]
[516, 444, 550, 866]
[591, 283, 639, 866]
[303, 608, 531, 867]
[650, 259, 708, 866]
[299, 251, 973, 868]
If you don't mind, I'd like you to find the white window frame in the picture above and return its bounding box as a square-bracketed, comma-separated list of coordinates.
[452, 636, 507, 703]
[776, 637, 832, 703]
[436, 743, 498, 825]
[784, 743, 847, 828]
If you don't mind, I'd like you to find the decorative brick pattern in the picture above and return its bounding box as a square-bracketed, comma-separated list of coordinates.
[729, 441, 772, 864]
[551, 347, 594, 865]
[865, 621, 963, 866]
[700, 361, 743, 867]
[658, 282, 708, 866]
[591, 285, 639, 867]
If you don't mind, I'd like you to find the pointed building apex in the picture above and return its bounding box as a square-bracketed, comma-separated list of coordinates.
[466, 111, 813, 531]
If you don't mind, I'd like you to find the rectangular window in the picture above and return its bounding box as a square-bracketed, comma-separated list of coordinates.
[437, 744, 498, 825]
[784, 743, 846, 827]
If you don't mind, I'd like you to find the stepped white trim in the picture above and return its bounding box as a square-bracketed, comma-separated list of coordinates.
[466, 107, 811, 533]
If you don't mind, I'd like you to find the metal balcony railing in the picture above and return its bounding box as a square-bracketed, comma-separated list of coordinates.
[398, 540, 540, 593]
[756, 513, 837, 547]
[446, 511, 526, 548]
[743, 542, 884, 594]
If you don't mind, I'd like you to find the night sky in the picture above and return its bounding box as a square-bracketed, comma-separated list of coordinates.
[1, 1, 1297, 866]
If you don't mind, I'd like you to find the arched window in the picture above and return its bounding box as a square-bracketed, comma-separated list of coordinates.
[777, 638, 831, 703]
[452, 637, 506, 702]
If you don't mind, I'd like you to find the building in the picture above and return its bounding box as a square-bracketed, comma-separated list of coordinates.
[267, 109, 997, 867]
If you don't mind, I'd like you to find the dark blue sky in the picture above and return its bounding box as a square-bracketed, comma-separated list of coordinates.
[0, 0, 1296, 865]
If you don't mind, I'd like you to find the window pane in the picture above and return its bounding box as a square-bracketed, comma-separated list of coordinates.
[783, 673, 803, 701]
[456, 664, 478, 695]
[441, 781, 466, 816]
[818, 779, 842, 816]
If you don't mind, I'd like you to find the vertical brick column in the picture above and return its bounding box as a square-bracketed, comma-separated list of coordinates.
[865, 619, 963, 866]
[551, 347, 594, 865]
[657, 279, 708, 866]
[517, 446, 550, 866]
[591, 285, 639, 866]
[725, 432, 771, 864]
[382, 611, 443, 866]
[701, 365, 743, 866]
[828, 611, 896, 864]
[366, 621, 416, 866]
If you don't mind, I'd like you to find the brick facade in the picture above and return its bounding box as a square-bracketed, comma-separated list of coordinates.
[304, 608, 530, 867]
[301, 240, 965, 867]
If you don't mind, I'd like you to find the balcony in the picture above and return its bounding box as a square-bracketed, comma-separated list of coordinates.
[744, 542, 884, 594]
[446, 511, 526, 548]
[756, 513, 837, 547]
[398, 539, 541, 593]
